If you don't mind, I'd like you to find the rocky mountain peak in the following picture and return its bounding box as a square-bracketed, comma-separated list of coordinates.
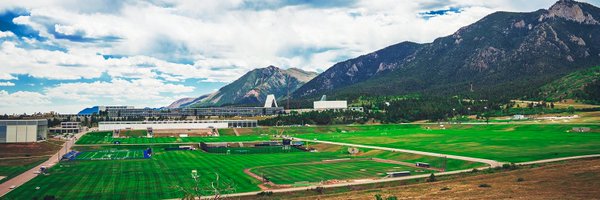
[543, 0, 599, 24]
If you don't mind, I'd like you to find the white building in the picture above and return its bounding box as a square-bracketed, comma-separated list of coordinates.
[314, 101, 348, 110]
[313, 95, 348, 110]
[98, 120, 257, 131]
[0, 120, 48, 143]
[49, 122, 82, 134]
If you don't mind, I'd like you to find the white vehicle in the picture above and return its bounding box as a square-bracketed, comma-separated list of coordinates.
[9, 185, 16, 189]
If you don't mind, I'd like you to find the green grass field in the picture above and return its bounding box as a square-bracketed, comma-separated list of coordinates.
[7, 123, 598, 199]
[251, 160, 433, 184]
[0, 158, 48, 184]
[76, 131, 268, 145]
[296, 124, 600, 162]
[3, 143, 469, 199]
[75, 150, 146, 160]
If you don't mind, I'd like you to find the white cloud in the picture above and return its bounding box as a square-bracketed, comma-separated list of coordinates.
[45, 78, 195, 102]
[0, 31, 15, 38]
[0, 81, 15, 86]
[0, 90, 50, 107]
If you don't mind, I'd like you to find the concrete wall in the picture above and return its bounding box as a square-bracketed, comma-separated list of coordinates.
[2, 125, 39, 143]
[314, 101, 348, 110]
[99, 122, 229, 131]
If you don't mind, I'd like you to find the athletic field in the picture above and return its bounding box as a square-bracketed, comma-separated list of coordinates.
[75, 150, 146, 160]
[3, 144, 466, 199]
[251, 159, 433, 184]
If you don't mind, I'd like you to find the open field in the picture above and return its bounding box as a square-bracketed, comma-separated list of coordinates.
[251, 159, 433, 185]
[78, 124, 600, 163]
[295, 124, 600, 162]
[3, 143, 478, 199]
[298, 158, 600, 200]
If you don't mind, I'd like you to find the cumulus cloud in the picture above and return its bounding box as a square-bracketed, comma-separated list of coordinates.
[0, 81, 15, 86]
[0, 90, 50, 106]
[0, 31, 15, 38]
[45, 78, 195, 102]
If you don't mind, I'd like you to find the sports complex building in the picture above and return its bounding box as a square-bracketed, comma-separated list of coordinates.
[107, 107, 283, 118]
[0, 119, 48, 143]
[98, 120, 258, 131]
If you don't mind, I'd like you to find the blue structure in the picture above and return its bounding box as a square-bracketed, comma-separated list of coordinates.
[78, 106, 99, 115]
[62, 151, 80, 161]
[143, 148, 152, 158]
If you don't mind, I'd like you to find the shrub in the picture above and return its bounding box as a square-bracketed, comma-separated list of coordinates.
[479, 184, 492, 188]
[427, 173, 436, 182]
[516, 177, 525, 182]
[313, 186, 325, 194]
[375, 194, 383, 200]
[257, 191, 273, 196]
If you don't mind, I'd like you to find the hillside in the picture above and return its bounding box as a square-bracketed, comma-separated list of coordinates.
[293, 0, 600, 101]
[178, 66, 317, 108]
[539, 66, 600, 103]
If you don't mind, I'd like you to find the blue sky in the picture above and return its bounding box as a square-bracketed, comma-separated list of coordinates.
[0, 0, 598, 114]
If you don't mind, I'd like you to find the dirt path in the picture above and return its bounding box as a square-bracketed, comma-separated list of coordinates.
[0, 131, 87, 197]
[292, 137, 504, 167]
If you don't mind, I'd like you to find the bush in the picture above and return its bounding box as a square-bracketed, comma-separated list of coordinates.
[502, 163, 518, 170]
[427, 173, 436, 182]
[375, 194, 398, 200]
[516, 177, 525, 182]
[313, 186, 325, 194]
[257, 191, 273, 196]
[479, 184, 492, 188]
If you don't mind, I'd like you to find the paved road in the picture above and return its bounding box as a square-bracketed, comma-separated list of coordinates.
[0, 131, 86, 197]
[293, 137, 505, 167]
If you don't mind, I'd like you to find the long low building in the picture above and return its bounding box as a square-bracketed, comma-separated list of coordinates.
[107, 107, 284, 118]
[0, 119, 48, 143]
[98, 120, 257, 131]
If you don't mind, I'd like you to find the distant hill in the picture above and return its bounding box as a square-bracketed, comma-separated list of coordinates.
[171, 66, 318, 108]
[293, 0, 600, 102]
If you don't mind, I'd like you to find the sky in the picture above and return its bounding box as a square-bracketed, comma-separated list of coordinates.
[0, 0, 599, 114]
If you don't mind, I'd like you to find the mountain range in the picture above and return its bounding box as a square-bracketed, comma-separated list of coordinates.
[168, 66, 317, 108]
[294, 0, 600, 101]
[171, 0, 600, 108]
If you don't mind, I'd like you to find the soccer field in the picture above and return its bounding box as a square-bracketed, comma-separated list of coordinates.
[75, 150, 146, 160]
